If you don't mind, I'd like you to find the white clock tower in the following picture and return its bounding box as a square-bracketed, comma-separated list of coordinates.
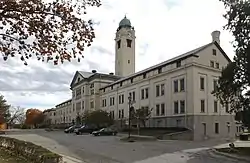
[115, 16, 136, 77]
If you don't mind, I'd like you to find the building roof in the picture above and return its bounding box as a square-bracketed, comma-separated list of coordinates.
[119, 16, 132, 28]
[70, 71, 122, 88]
[55, 99, 72, 108]
[100, 41, 231, 90]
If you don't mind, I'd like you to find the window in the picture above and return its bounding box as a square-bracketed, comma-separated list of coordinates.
[130, 78, 133, 83]
[158, 67, 162, 74]
[128, 60, 130, 64]
[210, 61, 214, 67]
[200, 77, 205, 90]
[121, 109, 124, 118]
[118, 110, 121, 118]
[214, 101, 218, 113]
[161, 84, 165, 96]
[156, 85, 160, 97]
[161, 103, 165, 115]
[141, 89, 145, 99]
[82, 101, 84, 109]
[145, 88, 149, 99]
[90, 83, 94, 88]
[109, 97, 115, 106]
[156, 104, 160, 116]
[212, 49, 216, 55]
[176, 60, 181, 67]
[213, 80, 218, 91]
[180, 78, 185, 91]
[120, 82, 123, 87]
[174, 80, 178, 92]
[90, 89, 94, 95]
[82, 86, 84, 94]
[215, 123, 219, 134]
[216, 62, 219, 69]
[132, 91, 135, 101]
[143, 73, 146, 79]
[180, 100, 185, 113]
[102, 99, 106, 107]
[174, 101, 179, 114]
[129, 91, 136, 102]
[90, 101, 94, 108]
[126, 39, 132, 47]
[201, 100, 205, 113]
[117, 40, 121, 49]
[119, 95, 122, 104]
[111, 86, 113, 90]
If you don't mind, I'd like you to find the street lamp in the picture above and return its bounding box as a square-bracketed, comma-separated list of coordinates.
[128, 94, 135, 139]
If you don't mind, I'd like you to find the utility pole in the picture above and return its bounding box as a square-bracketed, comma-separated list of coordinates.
[128, 94, 134, 139]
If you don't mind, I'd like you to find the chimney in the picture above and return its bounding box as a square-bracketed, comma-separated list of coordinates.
[109, 72, 114, 75]
[92, 70, 97, 73]
[211, 30, 220, 45]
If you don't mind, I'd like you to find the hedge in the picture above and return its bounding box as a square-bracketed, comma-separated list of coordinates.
[0, 136, 63, 163]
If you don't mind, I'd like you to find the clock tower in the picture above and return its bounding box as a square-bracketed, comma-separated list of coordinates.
[115, 16, 136, 77]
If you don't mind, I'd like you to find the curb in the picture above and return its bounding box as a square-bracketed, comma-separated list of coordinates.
[61, 154, 84, 163]
[211, 148, 250, 162]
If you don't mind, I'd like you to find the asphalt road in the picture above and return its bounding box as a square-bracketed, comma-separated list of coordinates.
[36, 131, 247, 163]
[5, 130, 248, 163]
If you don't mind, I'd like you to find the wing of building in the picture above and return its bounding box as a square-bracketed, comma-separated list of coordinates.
[50, 16, 242, 141]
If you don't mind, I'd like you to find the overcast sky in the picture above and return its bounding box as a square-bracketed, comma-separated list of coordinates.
[0, 0, 235, 110]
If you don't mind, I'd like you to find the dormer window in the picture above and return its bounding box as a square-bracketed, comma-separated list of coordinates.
[158, 67, 162, 74]
[126, 39, 132, 48]
[77, 78, 80, 82]
[117, 40, 121, 49]
[176, 60, 181, 67]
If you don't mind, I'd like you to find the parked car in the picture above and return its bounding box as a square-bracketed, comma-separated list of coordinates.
[74, 125, 98, 135]
[64, 125, 81, 133]
[92, 128, 118, 136]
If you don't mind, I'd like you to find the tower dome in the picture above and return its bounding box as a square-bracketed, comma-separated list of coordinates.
[118, 16, 132, 28]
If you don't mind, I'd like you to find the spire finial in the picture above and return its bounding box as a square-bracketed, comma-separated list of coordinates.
[124, 13, 127, 18]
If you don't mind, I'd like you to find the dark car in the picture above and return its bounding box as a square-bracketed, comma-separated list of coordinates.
[74, 125, 98, 135]
[64, 125, 81, 133]
[92, 128, 118, 136]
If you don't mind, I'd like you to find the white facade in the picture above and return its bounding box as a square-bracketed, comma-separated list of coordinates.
[55, 99, 72, 125]
[43, 108, 56, 125]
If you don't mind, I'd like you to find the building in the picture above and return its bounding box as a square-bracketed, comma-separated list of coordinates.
[70, 71, 121, 117]
[43, 108, 56, 126]
[55, 99, 72, 126]
[56, 16, 240, 140]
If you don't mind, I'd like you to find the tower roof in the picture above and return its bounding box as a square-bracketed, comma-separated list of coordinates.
[118, 15, 132, 28]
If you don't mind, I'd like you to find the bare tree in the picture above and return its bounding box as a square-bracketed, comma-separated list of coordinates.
[7, 106, 25, 127]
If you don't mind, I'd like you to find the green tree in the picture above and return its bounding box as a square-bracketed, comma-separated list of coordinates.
[0, 0, 101, 65]
[131, 107, 152, 127]
[0, 95, 11, 124]
[213, 0, 250, 127]
[83, 110, 113, 128]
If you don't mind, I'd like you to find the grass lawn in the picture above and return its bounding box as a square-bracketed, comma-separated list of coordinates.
[217, 147, 250, 157]
[0, 148, 26, 163]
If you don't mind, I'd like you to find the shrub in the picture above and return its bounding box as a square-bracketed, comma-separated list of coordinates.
[0, 136, 62, 163]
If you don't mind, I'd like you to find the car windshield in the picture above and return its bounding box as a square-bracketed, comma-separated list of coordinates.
[99, 128, 105, 132]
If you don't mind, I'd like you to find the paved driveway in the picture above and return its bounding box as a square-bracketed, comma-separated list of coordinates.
[4, 130, 248, 163]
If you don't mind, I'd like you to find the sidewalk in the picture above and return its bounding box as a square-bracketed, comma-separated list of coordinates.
[212, 140, 250, 162]
[2, 134, 85, 163]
